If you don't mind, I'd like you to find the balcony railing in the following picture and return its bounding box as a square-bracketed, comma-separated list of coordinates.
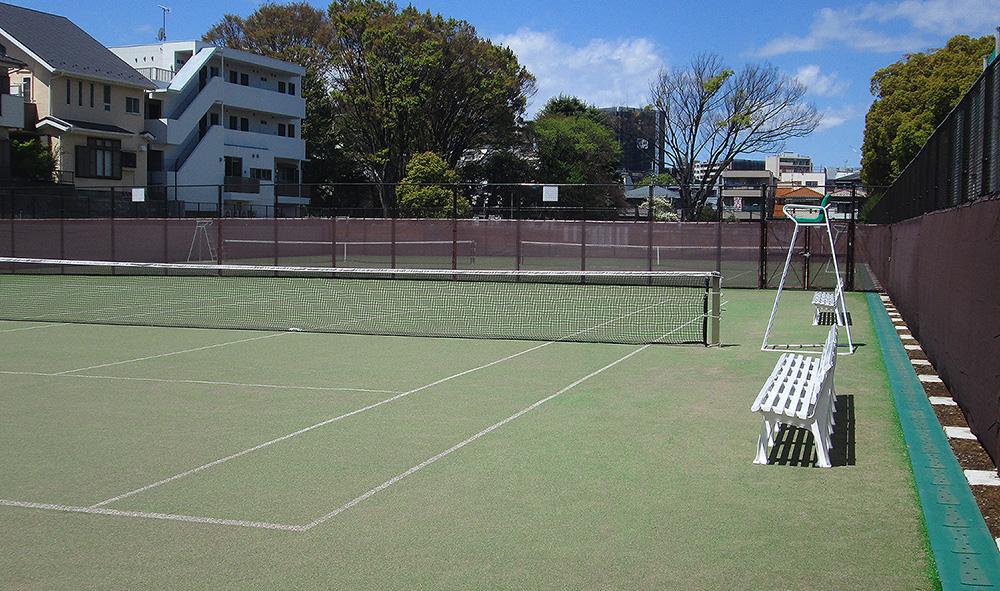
[224, 176, 260, 194]
[275, 183, 311, 198]
[135, 67, 175, 83]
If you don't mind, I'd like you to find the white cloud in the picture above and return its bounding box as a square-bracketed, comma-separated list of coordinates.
[794, 65, 849, 97]
[495, 28, 664, 115]
[816, 104, 864, 131]
[755, 0, 1000, 56]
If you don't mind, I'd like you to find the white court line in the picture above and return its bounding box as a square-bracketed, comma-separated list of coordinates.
[0, 322, 70, 333]
[0, 499, 302, 531]
[88, 340, 556, 508]
[53, 332, 291, 375]
[0, 370, 402, 395]
[301, 342, 653, 530]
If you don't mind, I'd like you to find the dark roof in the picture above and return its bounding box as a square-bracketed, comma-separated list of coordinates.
[0, 3, 154, 89]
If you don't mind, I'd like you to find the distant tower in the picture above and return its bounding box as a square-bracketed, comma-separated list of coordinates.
[157, 5, 170, 41]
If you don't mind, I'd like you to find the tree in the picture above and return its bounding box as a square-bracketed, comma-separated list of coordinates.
[637, 172, 676, 187]
[861, 34, 994, 194]
[397, 152, 470, 217]
[650, 53, 820, 219]
[532, 95, 624, 209]
[203, 3, 365, 188]
[10, 136, 56, 182]
[328, 0, 535, 211]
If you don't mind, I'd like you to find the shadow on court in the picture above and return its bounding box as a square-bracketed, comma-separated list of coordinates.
[765, 394, 856, 468]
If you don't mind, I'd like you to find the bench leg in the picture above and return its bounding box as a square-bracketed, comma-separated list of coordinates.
[811, 422, 832, 468]
[754, 419, 775, 464]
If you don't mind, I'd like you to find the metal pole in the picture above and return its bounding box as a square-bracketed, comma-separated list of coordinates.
[846, 183, 857, 291]
[451, 185, 458, 270]
[758, 184, 767, 289]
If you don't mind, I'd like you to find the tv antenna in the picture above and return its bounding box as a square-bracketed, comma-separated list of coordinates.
[157, 5, 170, 41]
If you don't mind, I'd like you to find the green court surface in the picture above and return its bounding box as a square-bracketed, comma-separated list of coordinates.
[0, 290, 937, 590]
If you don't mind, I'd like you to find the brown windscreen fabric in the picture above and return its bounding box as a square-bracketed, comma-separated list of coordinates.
[878, 199, 1000, 469]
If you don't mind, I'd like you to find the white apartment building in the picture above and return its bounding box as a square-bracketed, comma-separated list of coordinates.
[111, 41, 307, 216]
[765, 152, 826, 191]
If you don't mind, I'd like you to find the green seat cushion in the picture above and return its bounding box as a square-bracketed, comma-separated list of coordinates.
[793, 194, 831, 224]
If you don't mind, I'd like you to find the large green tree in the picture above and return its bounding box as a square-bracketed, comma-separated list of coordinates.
[397, 151, 471, 217]
[328, 0, 535, 210]
[650, 53, 820, 219]
[203, 3, 364, 188]
[861, 34, 995, 193]
[532, 96, 624, 209]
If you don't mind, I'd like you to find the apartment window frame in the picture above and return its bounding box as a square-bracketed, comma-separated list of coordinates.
[125, 96, 141, 115]
[288, 83, 295, 96]
[103, 85, 111, 111]
[287, 124, 295, 139]
[75, 137, 122, 180]
[78, 80, 83, 106]
[90, 83, 94, 108]
[66, 79, 71, 105]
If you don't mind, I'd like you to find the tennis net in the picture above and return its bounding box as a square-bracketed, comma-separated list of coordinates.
[0, 257, 721, 345]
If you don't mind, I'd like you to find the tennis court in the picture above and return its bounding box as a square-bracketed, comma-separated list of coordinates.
[0, 282, 937, 589]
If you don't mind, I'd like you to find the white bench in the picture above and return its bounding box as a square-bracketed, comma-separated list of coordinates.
[752, 325, 838, 467]
[812, 287, 846, 326]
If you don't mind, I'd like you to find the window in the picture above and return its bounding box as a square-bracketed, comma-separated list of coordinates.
[21, 77, 30, 102]
[249, 168, 272, 181]
[125, 96, 140, 115]
[76, 137, 122, 179]
[240, 73, 249, 86]
[228, 115, 238, 130]
[66, 79, 71, 104]
[147, 99, 162, 119]
[103, 85, 111, 111]
[277, 123, 286, 137]
[78, 81, 83, 106]
[224, 156, 242, 177]
[287, 124, 295, 139]
[229, 70, 238, 84]
[121, 152, 137, 169]
[210, 112, 220, 126]
[210, 66, 219, 78]
[288, 83, 295, 96]
[90, 83, 94, 108]
[275, 164, 298, 183]
[277, 81, 286, 93]
[240, 117, 249, 132]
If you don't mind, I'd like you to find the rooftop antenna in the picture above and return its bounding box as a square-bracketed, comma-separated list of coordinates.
[157, 5, 170, 41]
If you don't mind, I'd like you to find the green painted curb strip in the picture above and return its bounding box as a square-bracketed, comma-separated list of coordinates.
[868, 293, 1000, 589]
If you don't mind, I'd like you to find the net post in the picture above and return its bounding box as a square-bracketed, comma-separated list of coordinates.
[708, 273, 722, 346]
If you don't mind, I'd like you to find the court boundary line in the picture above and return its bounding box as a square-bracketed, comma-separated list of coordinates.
[0, 305, 712, 529]
[0, 370, 403, 395]
[0, 340, 653, 532]
[53, 332, 291, 375]
[300, 342, 651, 530]
[86, 340, 556, 508]
[0, 323, 70, 333]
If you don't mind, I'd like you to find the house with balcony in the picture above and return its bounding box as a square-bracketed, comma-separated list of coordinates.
[110, 41, 307, 216]
[0, 47, 26, 179]
[0, 3, 157, 188]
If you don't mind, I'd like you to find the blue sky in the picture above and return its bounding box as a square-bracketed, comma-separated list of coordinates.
[10, 0, 1000, 169]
